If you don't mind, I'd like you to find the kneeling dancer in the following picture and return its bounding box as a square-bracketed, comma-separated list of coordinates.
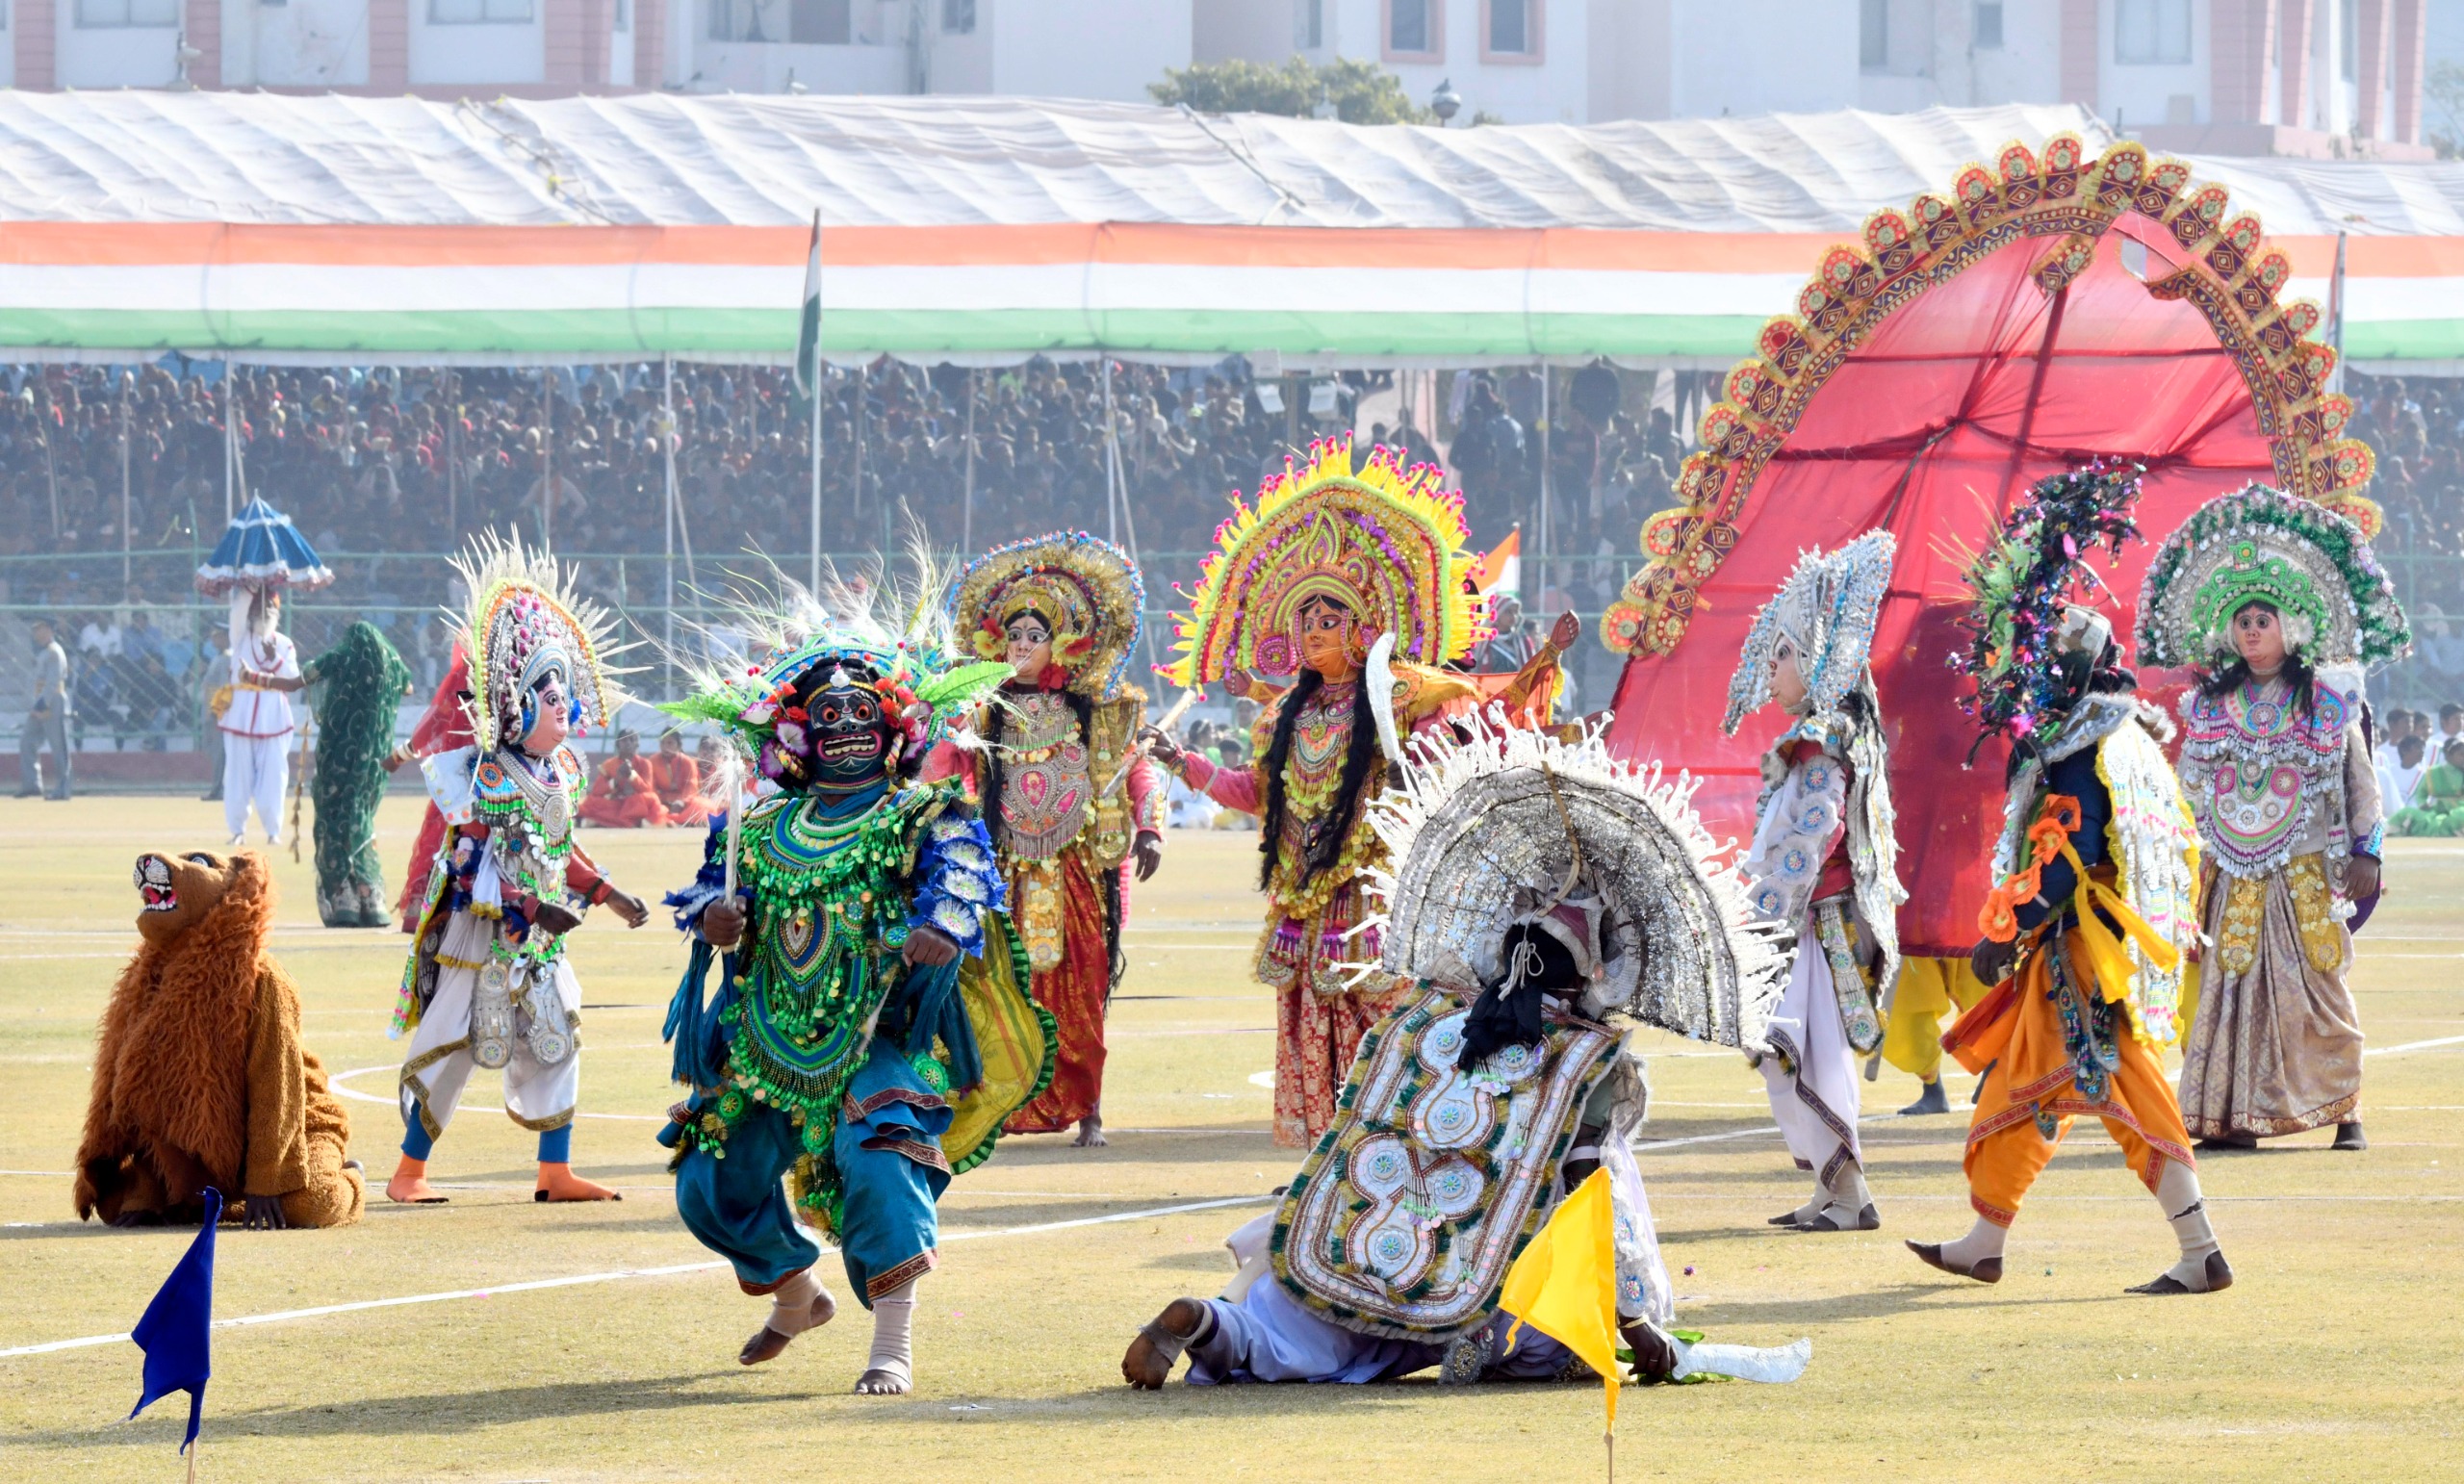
[1723, 531, 1905, 1232]
[1125, 720, 1800, 1389]
[388, 539, 652, 1205]
[1912, 465, 2223, 1294]
[659, 573, 1040, 1395]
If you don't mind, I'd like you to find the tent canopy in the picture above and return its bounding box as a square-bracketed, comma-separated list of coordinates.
[1, 93, 2460, 364]
[1599, 135, 2372, 958]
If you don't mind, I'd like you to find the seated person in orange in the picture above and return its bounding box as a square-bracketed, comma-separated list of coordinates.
[652, 729, 708, 827]
[578, 729, 667, 829]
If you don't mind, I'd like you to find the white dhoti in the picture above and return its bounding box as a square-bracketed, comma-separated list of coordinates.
[398, 910, 583, 1139]
[223, 731, 292, 844]
[1759, 920, 1863, 1185]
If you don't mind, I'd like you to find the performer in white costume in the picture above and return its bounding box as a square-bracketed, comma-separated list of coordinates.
[1123, 718, 1803, 1391]
[219, 587, 302, 846]
[384, 537, 650, 1206]
[1723, 533, 1905, 1234]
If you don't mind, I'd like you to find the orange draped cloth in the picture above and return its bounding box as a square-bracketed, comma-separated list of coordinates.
[1944, 922, 2196, 1229]
[578, 755, 667, 828]
[1002, 846, 1112, 1134]
[651, 752, 708, 826]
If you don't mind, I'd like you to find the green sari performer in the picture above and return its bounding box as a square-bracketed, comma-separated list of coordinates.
[304, 622, 416, 928]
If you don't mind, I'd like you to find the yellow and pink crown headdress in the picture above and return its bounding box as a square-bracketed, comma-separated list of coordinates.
[1162, 437, 1487, 687]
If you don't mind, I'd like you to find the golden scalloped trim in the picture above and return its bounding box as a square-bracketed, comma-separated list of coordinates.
[1601, 135, 2375, 658]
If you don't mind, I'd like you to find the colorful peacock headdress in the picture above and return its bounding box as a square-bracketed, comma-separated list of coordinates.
[1949, 462, 2145, 748]
[449, 533, 626, 753]
[2135, 483, 2410, 672]
[947, 531, 1144, 701]
[1723, 530, 1897, 735]
[1162, 437, 1487, 686]
[660, 551, 1012, 786]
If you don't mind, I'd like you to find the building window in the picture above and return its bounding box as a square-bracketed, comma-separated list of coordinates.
[1295, 0, 1320, 49]
[429, 0, 532, 20]
[942, 0, 973, 34]
[1859, 0, 1886, 70]
[1973, 2, 2001, 49]
[2115, 0, 2191, 65]
[1386, 0, 1437, 58]
[1486, 0, 1534, 56]
[75, 0, 177, 25]
[789, 0, 849, 42]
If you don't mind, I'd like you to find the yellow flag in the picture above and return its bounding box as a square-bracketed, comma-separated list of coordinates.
[1497, 1167, 1622, 1433]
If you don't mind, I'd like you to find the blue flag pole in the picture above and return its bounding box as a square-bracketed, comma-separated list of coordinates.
[129, 1186, 219, 1468]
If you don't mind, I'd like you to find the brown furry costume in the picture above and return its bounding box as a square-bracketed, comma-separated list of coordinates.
[73, 850, 365, 1228]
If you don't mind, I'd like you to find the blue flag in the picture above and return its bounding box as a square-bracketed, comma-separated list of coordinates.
[128, 1186, 220, 1453]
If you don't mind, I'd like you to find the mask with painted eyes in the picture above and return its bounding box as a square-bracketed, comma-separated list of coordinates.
[773, 664, 891, 794]
[132, 850, 236, 943]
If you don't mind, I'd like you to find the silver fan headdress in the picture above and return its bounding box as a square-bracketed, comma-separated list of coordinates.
[1360, 714, 1784, 1052]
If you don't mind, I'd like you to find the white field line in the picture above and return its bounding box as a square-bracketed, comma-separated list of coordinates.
[329, 1064, 666, 1122]
[2364, 1034, 2464, 1057]
[0, 1193, 1270, 1362]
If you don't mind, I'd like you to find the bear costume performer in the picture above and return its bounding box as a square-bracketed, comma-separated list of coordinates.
[75, 849, 365, 1229]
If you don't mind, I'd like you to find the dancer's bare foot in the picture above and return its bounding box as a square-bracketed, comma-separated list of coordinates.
[533, 1163, 622, 1202]
[1072, 1113, 1108, 1148]
[1122, 1296, 1208, 1389]
[853, 1366, 911, 1395]
[740, 1285, 837, 1366]
[386, 1155, 447, 1204]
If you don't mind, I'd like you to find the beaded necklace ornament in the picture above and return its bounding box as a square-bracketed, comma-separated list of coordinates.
[1162, 437, 1486, 687]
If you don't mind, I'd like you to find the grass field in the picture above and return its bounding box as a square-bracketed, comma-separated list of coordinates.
[0, 795, 2459, 1482]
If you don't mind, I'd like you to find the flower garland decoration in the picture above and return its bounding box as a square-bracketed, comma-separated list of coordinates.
[1163, 436, 1487, 687]
[1977, 794, 2083, 942]
[2134, 482, 2411, 672]
[1949, 461, 2145, 748]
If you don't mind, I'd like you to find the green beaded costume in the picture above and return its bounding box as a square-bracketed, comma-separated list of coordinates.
[306, 622, 415, 928]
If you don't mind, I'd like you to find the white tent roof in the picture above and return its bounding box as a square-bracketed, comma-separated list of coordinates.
[0, 93, 2456, 363]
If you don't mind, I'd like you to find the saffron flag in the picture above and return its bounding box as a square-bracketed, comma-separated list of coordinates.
[1498, 1167, 1622, 1433]
[1470, 525, 1521, 597]
[793, 208, 823, 398]
[128, 1187, 221, 1454]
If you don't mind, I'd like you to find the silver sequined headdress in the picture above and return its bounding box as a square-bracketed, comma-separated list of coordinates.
[1722, 530, 1897, 735]
[1359, 714, 1784, 1052]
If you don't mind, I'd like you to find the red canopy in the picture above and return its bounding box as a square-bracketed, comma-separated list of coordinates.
[1600, 139, 2375, 958]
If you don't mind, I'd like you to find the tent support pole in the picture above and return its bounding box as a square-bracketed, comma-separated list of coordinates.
[542, 366, 555, 549]
[1101, 357, 1119, 546]
[962, 367, 977, 552]
[664, 353, 678, 686]
[1536, 360, 1550, 607]
[119, 374, 131, 588]
[809, 356, 824, 591]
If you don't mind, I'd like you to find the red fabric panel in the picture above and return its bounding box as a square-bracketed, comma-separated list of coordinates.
[1606, 233, 2269, 957]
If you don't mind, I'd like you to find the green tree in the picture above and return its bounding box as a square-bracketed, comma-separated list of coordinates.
[1150, 55, 1436, 126]
[2430, 59, 2464, 159]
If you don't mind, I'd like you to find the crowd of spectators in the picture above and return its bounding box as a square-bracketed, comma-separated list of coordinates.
[0, 355, 1694, 753]
[9, 355, 2454, 760]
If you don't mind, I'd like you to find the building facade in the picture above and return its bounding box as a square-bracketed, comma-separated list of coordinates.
[0, 0, 2433, 159]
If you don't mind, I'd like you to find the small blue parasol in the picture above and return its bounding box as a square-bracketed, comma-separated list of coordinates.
[194, 498, 335, 598]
